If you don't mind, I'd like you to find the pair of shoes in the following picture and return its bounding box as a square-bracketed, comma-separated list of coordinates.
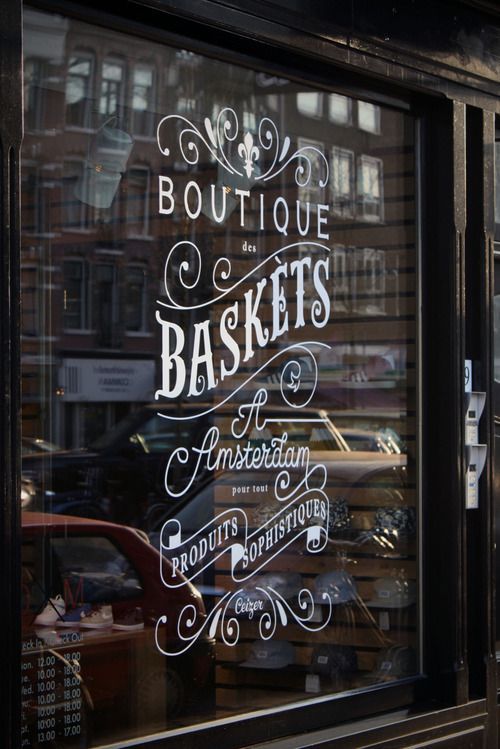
[34, 595, 66, 626]
[34, 601, 140, 630]
[80, 604, 114, 629]
[112, 607, 144, 631]
[56, 603, 92, 627]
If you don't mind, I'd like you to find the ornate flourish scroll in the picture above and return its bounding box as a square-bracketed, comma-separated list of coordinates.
[155, 586, 332, 656]
[157, 108, 329, 187]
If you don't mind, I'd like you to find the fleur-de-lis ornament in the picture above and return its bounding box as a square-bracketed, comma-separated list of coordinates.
[238, 132, 259, 179]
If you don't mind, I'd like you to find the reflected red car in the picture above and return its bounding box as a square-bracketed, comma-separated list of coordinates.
[21, 512, 215, 744]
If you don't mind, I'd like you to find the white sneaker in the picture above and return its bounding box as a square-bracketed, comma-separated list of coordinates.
[80, 604, 114, 629]
[34, 595, 66, 626]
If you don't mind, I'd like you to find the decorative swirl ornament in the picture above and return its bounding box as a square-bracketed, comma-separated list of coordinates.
[157, 108, 328, 186]
[155, 586, 332, 656]
[159, 240, 330, 311]
[155, 589, 243, 656]
[156, 342, 330, 420]
[257, 586, 332, 639]
[280, 354, 318, 408]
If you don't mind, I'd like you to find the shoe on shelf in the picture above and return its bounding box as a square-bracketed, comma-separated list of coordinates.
[112, 607, 144, 631]
[80, 604, 114, 629]
[56, 603, 92, 627]
[34, 595, 66, 626]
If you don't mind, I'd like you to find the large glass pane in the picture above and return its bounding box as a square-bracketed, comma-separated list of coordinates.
[21, 8, 419, 746]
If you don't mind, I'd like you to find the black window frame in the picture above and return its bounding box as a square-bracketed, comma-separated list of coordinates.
[4, 1, 495, 749]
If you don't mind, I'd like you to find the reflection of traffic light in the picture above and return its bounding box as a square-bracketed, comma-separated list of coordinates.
[75, 124, 133, 208]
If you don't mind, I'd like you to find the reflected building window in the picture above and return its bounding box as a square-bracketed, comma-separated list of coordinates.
[24, 169, 54, 236]
[62, 160, 91, 230]
[331, 147, 354, 218]
[21, 265, 40, 337]
[65, 52, 94, 128]
[329, 94, 352, 126]
[126, 166, 150, 236]
[177, 95, 197, 115]
[354, 248, 387, 316]
[331, 246, 349, 313]
[296, 92, 323, 118]
[92, 263, 120, 347]
[358, 101, 381, 134]
[243, 108, 257, 132]
[21, 168, 38, 234]
[125, 266, 148, 333]
[131, 63, 155, 136]
[357, 155, 384, 222]
[99, 58, 125, 119]
[266, 94, 279, 111]
[495, 141, 500, 232]
[494, 293, 500, 381]
[63, 259, 91, 330]
[24, 58, 47, 131]
[297, 137, 325, 206]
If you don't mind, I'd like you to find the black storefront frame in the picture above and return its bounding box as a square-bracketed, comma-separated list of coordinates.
[2, 1, 498, 748]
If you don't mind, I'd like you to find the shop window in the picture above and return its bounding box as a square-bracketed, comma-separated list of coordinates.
[21, 10, 418, 747]
[358, 100, 381, 134]
[331, 146, 354, 217]
[329, 93, 352, 126]
[357, 155, 384, 222]
[131, 63, 155, 136]
[63, 259, 91, 330]
[65, 52, 94, 128]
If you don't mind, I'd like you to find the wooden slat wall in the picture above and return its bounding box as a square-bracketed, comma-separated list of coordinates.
[205, 101, 417, 712]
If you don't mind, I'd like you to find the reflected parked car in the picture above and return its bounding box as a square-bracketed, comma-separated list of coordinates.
[21, 404, 215, 527]
[21, 512, 215, 743]
[22, 436, 61, 455]
[147, 450, 410, 613]
[338, 428, 404, 454]
[21, 404, 352, 527]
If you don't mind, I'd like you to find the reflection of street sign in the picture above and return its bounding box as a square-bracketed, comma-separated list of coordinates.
[59, 358, 155, 401]
[464, 359, 472, 393]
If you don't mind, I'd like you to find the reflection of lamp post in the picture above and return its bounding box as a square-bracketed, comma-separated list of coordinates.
[75, 123, 133, 208]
